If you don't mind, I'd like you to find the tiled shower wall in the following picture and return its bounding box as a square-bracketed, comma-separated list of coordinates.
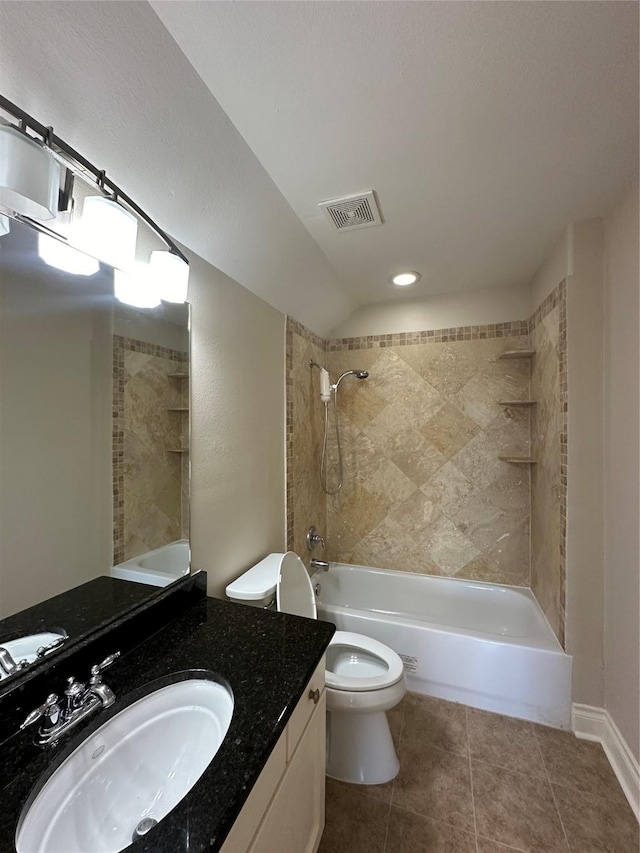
[530, 282, 566, 645]
[286, 309, 566, 644]
[113, 336, 189, 563]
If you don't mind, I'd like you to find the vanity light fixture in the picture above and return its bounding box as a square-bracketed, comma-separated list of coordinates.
[38, 232, 100, 276]
[0, 214, 10, 237]
[392, 271, 421, 287]
[150, 250, 189, 303]
[114, 265, 161, 309]
[0, 94, 189, 302]
[0, 124, 60, 220]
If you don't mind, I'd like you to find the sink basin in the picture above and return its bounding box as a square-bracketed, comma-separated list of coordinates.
[16, 676, 234, 853]
[0, 631, 67, 680]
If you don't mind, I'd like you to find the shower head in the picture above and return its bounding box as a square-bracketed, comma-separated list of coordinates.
[335, 369, 370, 389]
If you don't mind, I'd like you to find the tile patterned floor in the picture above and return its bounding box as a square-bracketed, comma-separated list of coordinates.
[318, 693, 639, 853]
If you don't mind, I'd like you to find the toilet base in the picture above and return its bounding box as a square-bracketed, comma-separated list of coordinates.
[326, 708, 400, 785]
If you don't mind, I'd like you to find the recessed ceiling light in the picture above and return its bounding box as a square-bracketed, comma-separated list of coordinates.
[392, 271, 421, 287]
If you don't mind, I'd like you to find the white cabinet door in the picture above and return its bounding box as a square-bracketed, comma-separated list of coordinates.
[248, 691, 326, 853]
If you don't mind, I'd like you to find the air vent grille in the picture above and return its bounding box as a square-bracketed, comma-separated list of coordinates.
[319, 191, 382, 232]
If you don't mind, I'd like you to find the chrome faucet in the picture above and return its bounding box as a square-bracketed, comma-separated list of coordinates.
[0, 647, 28, 676]
[306, 526, 325, 552]
[310, 558, 330, 572]
[20, 651, 120, 746]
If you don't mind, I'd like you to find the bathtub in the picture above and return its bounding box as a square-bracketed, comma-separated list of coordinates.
[110, 539, 190, 588]
[313, 563, 572, 729]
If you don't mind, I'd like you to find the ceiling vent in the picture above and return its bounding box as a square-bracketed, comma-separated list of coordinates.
[319, 190, 382, 232]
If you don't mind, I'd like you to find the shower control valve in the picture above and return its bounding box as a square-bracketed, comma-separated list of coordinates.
[306, 526, 325, 552]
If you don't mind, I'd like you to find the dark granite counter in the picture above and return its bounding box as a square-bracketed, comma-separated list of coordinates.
[0, 595, 334, 853]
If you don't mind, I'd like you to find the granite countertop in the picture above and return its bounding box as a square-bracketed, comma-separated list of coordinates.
[1, 596, 335, 853]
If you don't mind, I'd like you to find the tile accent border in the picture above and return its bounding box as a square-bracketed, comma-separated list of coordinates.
[327, 320, 529, 351]
[573, 703, 640, 822]
[528, 281, 568, 646]
[112, 335, 187, 565]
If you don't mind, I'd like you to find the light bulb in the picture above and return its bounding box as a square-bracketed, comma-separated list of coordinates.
[149, 250, 189, 303]
[392, 272, 421, 286]
[76, 196, 138, 271]
[114, 264, 161, 309]
[38, 233, 100, 276]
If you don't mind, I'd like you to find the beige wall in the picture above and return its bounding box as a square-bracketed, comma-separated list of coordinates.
[333, 284, 530, 338]
[187, 250, 286, 598]
[602, 184, 639, 761]
[0, 241, 113, 617]
[565, 221, 605, 706]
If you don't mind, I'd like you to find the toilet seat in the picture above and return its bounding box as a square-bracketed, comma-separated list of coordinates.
[326, 631, 405, 692]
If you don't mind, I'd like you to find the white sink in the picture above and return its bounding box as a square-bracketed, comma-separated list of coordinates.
[16, 677, 234, 853]
[0, 631, 67, 680]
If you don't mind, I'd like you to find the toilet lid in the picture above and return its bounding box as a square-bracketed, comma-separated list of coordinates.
[325, 631, 405, 692]
[276, 552, 317, 620]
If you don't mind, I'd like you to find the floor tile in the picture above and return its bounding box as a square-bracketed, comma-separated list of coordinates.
[402, 691, 469, 756]
[392, 742, 475, 832]
[318, 780, 389, 853]
[553, 782, 640, 853]
[476, 838, 528, 852]
[471, 760, 569, 852]
[385, 805, 477, 852]
[468, 708, 546, 778]
[534, 725, 628, 804]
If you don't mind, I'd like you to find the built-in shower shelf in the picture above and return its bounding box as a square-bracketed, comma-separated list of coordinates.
[498, 400, 537, 407]
[499, 456, 537, 464]
[168, 448, 189, 454]
[168, 407, 189, 412]
[168, 372, 189, 379]
[498, 350, 536, 360]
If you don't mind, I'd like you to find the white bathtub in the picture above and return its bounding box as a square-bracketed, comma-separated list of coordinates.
[110, 540, 190, 588]
[314, 563, 572, 729]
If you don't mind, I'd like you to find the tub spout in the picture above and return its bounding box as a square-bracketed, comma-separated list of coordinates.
[310, 559, 330, 572]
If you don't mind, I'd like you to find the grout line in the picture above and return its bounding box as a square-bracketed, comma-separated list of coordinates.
[534, 727, 572, 850]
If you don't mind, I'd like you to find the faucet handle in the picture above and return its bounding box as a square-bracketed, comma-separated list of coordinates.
[89, 651, 121, 684]
[20, 693, 59, 730]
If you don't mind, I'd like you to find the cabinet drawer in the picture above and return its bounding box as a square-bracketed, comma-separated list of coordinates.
[286, 656, 325, 761]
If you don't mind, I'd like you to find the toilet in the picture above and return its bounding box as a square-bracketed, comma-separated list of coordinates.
[226, 552, 406, 785]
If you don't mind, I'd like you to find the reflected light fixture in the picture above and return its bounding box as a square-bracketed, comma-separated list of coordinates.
[76, 196, 138, 271]
[38, 232, 100, 276]
[0, 214, 10, 237]
[392, 271, 421, 287]
[0, 125, 60, 220]
[114, 264, 161, 309]
[149, 250, 189, 303]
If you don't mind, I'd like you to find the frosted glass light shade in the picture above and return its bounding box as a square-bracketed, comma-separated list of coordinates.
[0, 214, 10, 237]
[114, 264, 161, 309]
[38, 233, 100, 276]
[0, 125, 60, 220]
[149, 250, 189, 303]
[77, 196, 137, 271]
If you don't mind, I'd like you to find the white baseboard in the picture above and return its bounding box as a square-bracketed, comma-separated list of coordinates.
[572, 703, 640, 822]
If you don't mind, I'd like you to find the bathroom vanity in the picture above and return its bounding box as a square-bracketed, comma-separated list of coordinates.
[0, 573, 334, 852]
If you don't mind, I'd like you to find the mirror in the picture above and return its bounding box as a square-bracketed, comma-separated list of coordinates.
[0, 215, 190, 647]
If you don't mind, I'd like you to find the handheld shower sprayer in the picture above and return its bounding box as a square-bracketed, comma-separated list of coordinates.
[309, 360, 370, 494]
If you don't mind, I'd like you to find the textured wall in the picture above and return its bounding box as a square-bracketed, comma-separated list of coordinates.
[286, 319, 327, 567]
[322, 327, 531, 584]
[530, 286, 566, 644]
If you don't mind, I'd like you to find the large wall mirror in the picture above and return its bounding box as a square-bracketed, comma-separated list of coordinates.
[0, 213, 190, 625]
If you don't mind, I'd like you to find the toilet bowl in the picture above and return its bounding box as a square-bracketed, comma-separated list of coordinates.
[226, 552, 406, 785]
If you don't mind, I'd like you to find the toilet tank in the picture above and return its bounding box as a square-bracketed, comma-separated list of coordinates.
[225, 553, 285, 608]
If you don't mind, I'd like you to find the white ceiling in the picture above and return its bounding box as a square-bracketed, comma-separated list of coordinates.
[0, 2, 637, 335]
[152, 0, 638, 305]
